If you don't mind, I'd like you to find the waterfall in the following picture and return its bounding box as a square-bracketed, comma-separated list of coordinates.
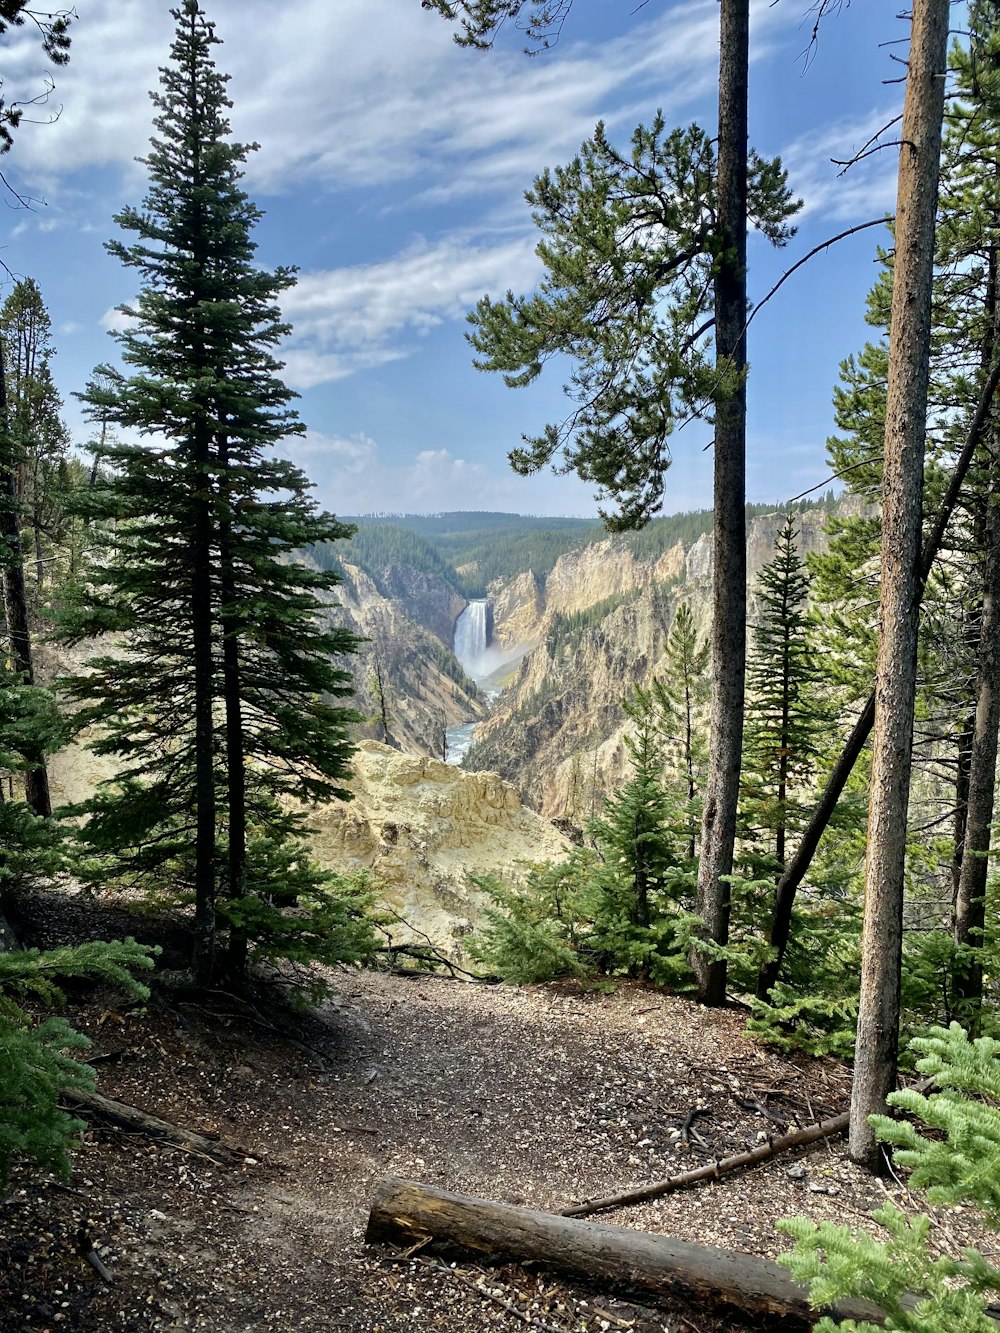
[453, 600, 490, 678]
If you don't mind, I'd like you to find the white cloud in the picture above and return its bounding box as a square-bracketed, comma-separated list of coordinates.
[782, 108, 900, 222]
[3, 0, 790, 203]
[280, 233, 540, 388]
[99, 305, 136, 333]
[293, 431, 599, 514]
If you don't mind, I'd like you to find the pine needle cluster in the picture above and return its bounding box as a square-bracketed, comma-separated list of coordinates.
[0, 939, 154, 1186]
[779, 1024, 1000, 1332]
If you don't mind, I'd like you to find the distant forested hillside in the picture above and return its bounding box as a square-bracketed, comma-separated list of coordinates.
[320, 499, 838, 598]
[312, 525, 465, 598]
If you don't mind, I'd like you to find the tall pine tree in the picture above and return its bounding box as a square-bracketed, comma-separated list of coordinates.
[742, 517, 827, 997]
[60, 1, 364, 986]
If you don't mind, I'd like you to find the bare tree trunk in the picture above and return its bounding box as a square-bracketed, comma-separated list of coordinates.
[950, 707, 975, 905]
[365, 1178, 892, 1330]
[953, 475, 1000, 1017]
[849, 0, 949, 1170]
[217, 438, 249, 986]
[693, 0, 749, 1007]
[756, 351, 1000, 1000]
[191, 423, 217, 989]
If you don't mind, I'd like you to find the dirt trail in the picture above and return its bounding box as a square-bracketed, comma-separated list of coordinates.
[0, 952, 914, 1332]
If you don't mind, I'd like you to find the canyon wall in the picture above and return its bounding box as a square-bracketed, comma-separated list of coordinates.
[319, 559, 485, 757]
[466, 509, 833, 820]
[304, 741, 571, 953]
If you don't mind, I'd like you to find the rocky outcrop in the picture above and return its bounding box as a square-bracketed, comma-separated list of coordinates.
[491, 570, 544, 648]
[307, 741, 571, 953]
[367, 563, 467, 647]
[468, 579, 680, 816]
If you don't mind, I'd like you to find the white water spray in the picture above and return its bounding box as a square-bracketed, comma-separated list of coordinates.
[453, 600, 490, 678]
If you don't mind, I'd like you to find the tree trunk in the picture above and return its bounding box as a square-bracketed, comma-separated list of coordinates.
[0, 341, 50, 818]
[218, 438, 249, 985]
[950, 705, 975, 907]
[66, 1086, 244, 1163]
[952, 476, 1000, 1017]
[561, 1105, 854, 1218]
[365, 1178, 889, 1331]
[191, 427, 217, 989]
[693, 0, 749, 1008]
[849, 0, 949, 1170]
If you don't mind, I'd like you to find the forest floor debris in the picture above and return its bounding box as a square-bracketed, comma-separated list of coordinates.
[1, 892, 991, 1331]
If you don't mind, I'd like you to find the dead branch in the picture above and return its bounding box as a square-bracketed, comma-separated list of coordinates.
[64, 1087, 254, 1165]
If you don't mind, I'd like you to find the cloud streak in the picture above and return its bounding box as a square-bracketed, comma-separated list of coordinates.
[5, 0, 790, 204]
[280, 233, 540, 388]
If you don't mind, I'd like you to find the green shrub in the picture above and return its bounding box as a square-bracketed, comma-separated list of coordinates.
[778, 1023, 1000, 1332]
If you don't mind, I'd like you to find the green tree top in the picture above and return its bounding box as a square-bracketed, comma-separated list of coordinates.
[467, 115, 800, 529]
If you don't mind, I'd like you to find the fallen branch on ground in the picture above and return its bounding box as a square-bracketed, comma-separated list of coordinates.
[64, 1087, 255, 1165]
[561, 1109, 850, 1218]
[562, 1077, 935, 1219]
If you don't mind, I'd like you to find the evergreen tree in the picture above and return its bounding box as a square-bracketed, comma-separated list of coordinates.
[850, 0, 950, 1170]
[742, 518, 829, 998]
[591, 696, 677, 933]
[780, 1023, 1000, 1332]
[0, 938, 153, 1187]
[0, 278, 71, 596]
[0, 334, 51, 817]
[60, 1, 365, 986]
[645, 601, 709, 860]
[743, 518, 824, 871]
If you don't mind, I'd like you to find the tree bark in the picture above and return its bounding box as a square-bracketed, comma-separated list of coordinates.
[190, 427, 217, 988]
[365, 1177, 888, 1330]
[217, 438, 249, 985]
[65, 1086, 244, 1163]
[561, 1107, 852, 1218]
[849, 0, 949, 1170]
[0, 340, 50, 818]
[693, 0, 749, 1007]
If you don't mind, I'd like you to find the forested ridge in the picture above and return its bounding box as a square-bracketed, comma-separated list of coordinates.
[325, 496, 836, 599]
[2, 2, 1000, 1332]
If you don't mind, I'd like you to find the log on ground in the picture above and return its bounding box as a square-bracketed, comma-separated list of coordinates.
[365, 1176, 885, 1330]
[65, 1087, 247, 1164]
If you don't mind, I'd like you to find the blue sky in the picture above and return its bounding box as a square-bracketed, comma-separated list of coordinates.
[1, 0, 915, 517]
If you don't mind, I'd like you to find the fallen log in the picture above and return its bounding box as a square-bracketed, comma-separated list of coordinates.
[365, 1176, 885, 1331]
[65, 1087, 249, 1164]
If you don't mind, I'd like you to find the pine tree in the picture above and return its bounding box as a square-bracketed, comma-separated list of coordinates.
[60, 1, 365, 986]
[0, 279, 72, 598]
[0, 334, 51, 818]
[645, 601, 709, 860]
[779, 1023, 1000, 1333]
[742, 518, 827, 996]
[851, 0, 951, 1170]
[592, 697, 677, 933]
[0, 938, 153, 1187]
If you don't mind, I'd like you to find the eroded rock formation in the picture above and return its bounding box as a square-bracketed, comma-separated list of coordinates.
[308, 741, 570, 952]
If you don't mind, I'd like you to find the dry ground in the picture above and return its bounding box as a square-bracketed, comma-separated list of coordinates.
[0, 892, 965, 1332]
